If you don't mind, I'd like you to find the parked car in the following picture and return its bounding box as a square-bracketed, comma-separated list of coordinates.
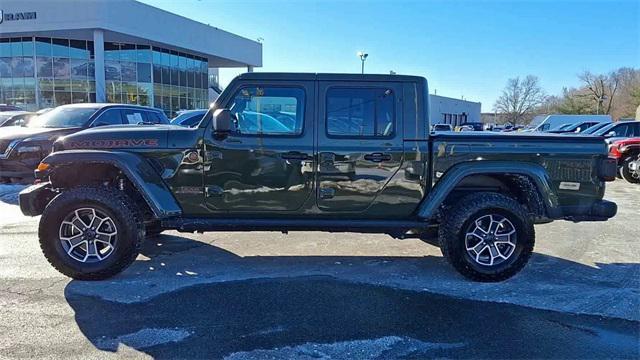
[0, 111, 35, 127]
[0, 104, 23, 112]
[567, 121, 611, 136]
[584, 120, 640, 143]
[171, 109, 208, 127]
[609, 137, 640, 183]
[431, 123, 453, 132]
[626, 155, 640, 184]
[546, 121, 602, 134]
[0, 103, 168, 183]
[457, 122, 484, 131]
[20, 73, 616, 282]
[526, 114, 612, 132]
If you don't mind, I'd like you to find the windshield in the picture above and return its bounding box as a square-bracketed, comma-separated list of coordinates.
[591, 123, 615, 136]
[553, 123, 573, 131]
[171, 111, 206, 127]
[27, 106, 100, 128]
[581, 122, 610, 134]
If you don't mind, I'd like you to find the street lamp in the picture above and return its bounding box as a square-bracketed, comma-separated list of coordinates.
[357, 51, 368, 74]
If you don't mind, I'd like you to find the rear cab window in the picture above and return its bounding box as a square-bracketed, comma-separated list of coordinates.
[326, 87, 395, 138]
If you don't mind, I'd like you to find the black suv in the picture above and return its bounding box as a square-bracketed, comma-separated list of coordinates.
[0, 103, 168, 183]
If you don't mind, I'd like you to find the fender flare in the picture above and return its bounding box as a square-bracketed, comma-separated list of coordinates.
[417, 161, 559, 220]
[42, 150, 182, 219]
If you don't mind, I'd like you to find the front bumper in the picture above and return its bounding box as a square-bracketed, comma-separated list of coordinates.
[19, 182, 57, 217]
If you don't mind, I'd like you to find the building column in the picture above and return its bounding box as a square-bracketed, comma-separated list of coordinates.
[93, 29, 106, 103]
[247, 65, 254, 73]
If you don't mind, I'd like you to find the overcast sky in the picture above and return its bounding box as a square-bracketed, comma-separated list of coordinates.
[140, 0, 639, 112]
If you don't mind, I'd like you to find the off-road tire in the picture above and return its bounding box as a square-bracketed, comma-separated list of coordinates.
[620, 156, 640, 184]
[39, 186, 144, 280]
[439, 192, 535, 282]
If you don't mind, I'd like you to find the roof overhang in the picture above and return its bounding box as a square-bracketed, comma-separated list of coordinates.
[0, 0, 262, 68]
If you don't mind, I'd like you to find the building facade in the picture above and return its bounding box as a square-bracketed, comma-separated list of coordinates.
[429, 94, 481, 126]
[0, 0, 261, 116]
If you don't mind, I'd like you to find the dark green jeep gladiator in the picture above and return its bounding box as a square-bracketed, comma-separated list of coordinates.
[19, 73, 618, 282]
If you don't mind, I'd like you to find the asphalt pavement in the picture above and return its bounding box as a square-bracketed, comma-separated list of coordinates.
[0, 180, 638, 359]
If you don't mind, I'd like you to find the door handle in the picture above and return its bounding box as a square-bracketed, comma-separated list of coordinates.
[281, 152, 311, 161]
[364, 152, 392, 162]
[319, 152, 335, 165]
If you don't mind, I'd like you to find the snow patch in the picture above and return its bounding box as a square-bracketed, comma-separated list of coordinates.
[0, 184, 27, 205]
[95, 328, 191, 350]
[223, 336, 465, 359]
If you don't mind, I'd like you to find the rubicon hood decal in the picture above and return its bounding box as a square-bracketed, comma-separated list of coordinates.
[68, 139, 159, 149]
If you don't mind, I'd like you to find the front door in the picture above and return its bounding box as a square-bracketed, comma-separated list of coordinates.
[203, 81, 315, 212]
[316, 81, 404, 213]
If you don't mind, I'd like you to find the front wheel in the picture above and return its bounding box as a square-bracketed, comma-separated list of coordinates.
[39, 186, 144, 280]
[439, 192, 535, 282]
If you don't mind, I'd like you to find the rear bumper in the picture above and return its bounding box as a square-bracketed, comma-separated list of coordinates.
[558, 200, 618, 222]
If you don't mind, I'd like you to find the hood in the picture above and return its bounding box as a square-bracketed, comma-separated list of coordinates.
[0, 126, 80, 142]
[56, 124, 193, 150]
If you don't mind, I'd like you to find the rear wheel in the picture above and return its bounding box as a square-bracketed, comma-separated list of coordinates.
[439, 192, 535, 282]
[39, 186, 144, 280]
[620, 156, 640, 184]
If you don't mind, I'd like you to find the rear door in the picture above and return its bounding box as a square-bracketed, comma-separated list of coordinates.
[316, 81, 404, 213]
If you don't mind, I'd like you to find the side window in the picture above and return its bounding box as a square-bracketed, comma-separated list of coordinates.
[613, 124, 630, 137]
[145, 111, 168, 124]
[122, 109, 147, 124]
[326, 87, 394, 137]
[228, 86, 304, 136]
[92, 109, 123, 126]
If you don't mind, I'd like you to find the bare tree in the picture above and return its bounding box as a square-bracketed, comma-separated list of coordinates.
[578, 71, 620, 114]
[493, 75, 546, 125]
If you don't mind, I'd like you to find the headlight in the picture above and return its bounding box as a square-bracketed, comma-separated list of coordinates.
[17, 145, 43, 153]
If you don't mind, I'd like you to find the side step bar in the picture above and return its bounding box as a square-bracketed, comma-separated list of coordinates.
[162, 217, 434, 234]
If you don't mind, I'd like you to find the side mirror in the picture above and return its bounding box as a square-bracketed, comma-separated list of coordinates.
[605, 131, 616, 138]
[212, 109, 236, 138]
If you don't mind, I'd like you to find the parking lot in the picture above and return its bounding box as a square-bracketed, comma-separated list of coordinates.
[0, 180, 638, 359]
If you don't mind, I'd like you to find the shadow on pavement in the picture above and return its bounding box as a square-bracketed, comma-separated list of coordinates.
[64, 233, 640, 359]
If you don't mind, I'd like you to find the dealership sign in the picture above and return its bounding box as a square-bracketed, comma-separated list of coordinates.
[0, 10, 37, 24]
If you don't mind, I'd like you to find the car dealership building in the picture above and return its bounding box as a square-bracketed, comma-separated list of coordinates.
[0, 0, 262, 115]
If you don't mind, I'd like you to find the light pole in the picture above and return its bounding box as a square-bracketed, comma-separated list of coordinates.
[357, 51, 368, 74]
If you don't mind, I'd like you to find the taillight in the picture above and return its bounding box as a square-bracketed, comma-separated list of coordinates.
[608, 145, 622, 159]
[599, 157, 617, 182]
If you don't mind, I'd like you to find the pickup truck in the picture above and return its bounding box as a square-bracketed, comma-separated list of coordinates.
[18, 73, 618, 282]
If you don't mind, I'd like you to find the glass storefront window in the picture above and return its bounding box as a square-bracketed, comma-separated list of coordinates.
[69, 40, 89, 59]
[52, 38, 70, 58]
[121, 61, 136, 82]
[0, 39, 11, 57]
[35, 37, 52, 57]
[53, 58, 70, 79]
[137, 45, 152, 63]
[1, 37, 209, 113]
